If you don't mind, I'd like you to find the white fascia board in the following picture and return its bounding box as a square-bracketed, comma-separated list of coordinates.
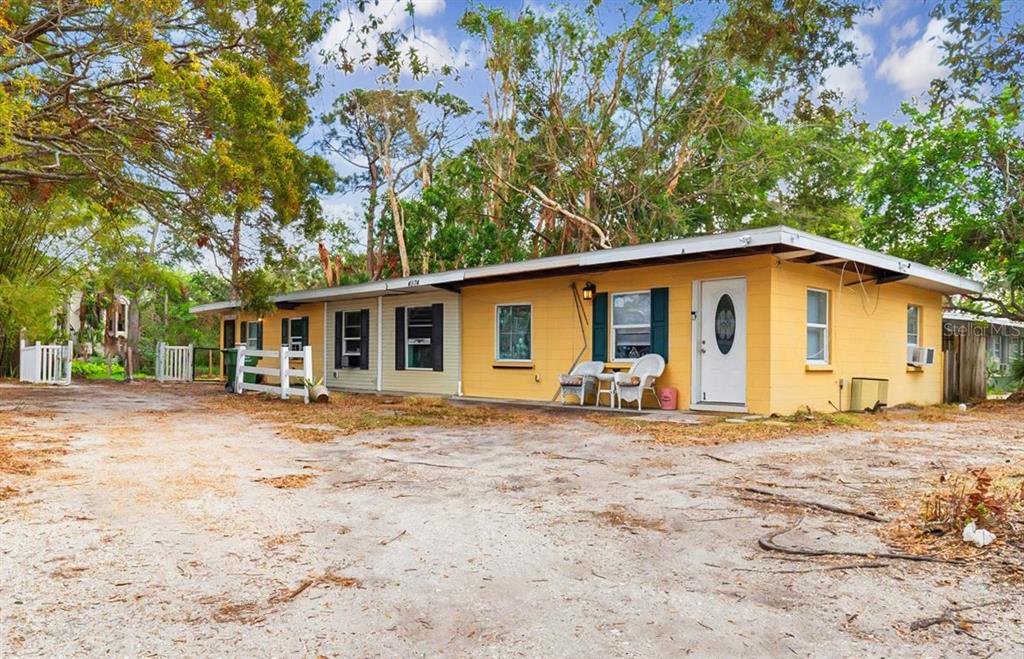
[189, 301, 240, 314]
[277, 281, 387, 304]
[578, 226, 783, 267]
[459, 253, 581, 280]
[780, 228, 984, 295]
[385, 271, 466, 291]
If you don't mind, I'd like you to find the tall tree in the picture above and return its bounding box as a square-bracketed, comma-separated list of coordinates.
[320, 88, 469, 278]
[1, 0, 337, 299]
[447, 0, 864, 257]
[860, 0, 1023, 320]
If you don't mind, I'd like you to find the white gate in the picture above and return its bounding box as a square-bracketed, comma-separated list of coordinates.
[235, 345, 312, 403]
[156, 342, 194, 382]
[19, 340, 72, 385]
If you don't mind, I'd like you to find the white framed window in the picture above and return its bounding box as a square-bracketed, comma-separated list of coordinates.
[495, 304, 532, 361]
[342, 311, 362, 368]
[611, 291, 651, 361]
[245, 320, 260, 349]
[406, 306, 434, 370]
[806, 288, 829, 363]
[907, 305, 921, 347]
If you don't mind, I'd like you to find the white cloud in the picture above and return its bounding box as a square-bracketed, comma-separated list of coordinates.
[860, 0, 910, 26]
[823, 64, 870, 102]
[821, 27, 874, 103]
[876, 18, 951, 97]
[316, 0, 475, 74]
[890, 17, 920, 42]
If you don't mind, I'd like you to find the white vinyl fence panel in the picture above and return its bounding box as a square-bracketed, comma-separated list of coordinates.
[156, 342, 194, 382]
[19, 340, 72, 385]
[235, 345, 312, 403]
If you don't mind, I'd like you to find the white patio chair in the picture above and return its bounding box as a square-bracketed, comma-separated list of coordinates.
[613, 354, 665, 411]
[558, 360, 605, 405]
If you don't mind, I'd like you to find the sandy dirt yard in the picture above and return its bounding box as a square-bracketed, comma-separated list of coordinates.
[1, 381, 1022, 657]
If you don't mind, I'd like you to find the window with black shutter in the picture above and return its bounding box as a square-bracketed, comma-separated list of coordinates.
[406, 306, 434, 369]
[341, 311, 362, 368]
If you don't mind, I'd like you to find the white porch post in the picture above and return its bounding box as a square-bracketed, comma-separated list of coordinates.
[376, 295, 383, 392]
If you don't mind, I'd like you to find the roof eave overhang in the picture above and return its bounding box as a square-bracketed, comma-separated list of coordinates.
[190, 225, 983, 312]
[776, 228, 983, 296]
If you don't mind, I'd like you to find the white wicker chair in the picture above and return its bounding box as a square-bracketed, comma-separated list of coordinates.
[613, 354, 665, 411]
[558, 360, 605, 405]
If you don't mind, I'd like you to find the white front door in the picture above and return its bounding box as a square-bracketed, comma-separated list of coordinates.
[696, 278, 747, 406]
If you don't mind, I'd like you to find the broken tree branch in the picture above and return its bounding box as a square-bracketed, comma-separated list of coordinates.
[909, 599, 1010, 632]
[740, 486, 887, 522]
[758, 525, 960, 564]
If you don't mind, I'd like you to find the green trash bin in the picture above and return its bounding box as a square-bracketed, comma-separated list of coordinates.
[224, 348, 238, 392]
[223, 349, 261, 392]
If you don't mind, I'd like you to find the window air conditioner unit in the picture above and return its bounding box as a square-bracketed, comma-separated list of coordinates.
[907, 346, 936, 366]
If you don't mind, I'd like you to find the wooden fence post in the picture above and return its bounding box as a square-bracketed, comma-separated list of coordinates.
[302, 345, 313, 404]
[187, 343, 195, 382]
[65, 340, 72, 384]
[156, 341, 164, 382]
[279, 345, 289, 400]
[34, 341, 41, 383]
[235, 346, 246, 394]
[18, 339, 26, 383]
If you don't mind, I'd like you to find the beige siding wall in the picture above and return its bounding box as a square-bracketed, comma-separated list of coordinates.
[325, 297, 378, 391]
[381, 290, 461, 395]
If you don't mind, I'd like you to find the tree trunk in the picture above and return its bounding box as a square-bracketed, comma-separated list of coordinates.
[229, 208, 243, 297]
[366, 162, 379, 279]
[383, 151, 410, 278]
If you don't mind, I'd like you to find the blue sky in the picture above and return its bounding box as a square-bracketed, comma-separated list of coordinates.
[304, 0, 953, 236]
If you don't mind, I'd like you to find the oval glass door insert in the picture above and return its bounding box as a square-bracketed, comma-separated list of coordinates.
[714, 294, 736, 354]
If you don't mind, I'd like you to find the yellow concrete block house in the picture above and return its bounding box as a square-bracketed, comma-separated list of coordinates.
[192, 226, 982, 415]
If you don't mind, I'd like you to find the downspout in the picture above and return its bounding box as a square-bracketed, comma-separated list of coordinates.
[551, 282, 590, 402]
[322, 302, 327, 383]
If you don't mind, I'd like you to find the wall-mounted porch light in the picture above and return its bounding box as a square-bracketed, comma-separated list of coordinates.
[582, 281, 597, 300]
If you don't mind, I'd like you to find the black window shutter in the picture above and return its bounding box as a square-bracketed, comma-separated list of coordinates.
[300, 316, 310, 347]
[359, 309, 370, 370]
[651, 287, 669, 363]
[431, 303, 444, 372]
[255, 321, 264, 350]
[591, 293, 608, 362]
[239, 321, 247, 347]
[281, 318, 288, 347]
[333, 311, 343, 369]
[395, 307, 406, 370]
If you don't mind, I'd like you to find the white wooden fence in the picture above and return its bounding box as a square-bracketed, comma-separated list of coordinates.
[235, 345, 312, 403]
[155, 342, 194, 382]
[19, 340, 72, 385]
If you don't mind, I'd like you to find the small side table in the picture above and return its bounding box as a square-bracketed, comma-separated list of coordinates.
[594, 373, 616, 408]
